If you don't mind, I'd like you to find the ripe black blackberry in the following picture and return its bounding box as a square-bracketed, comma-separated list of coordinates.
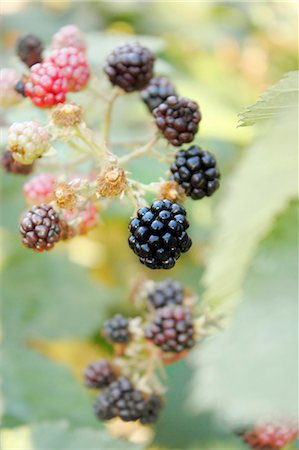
[94, 377, 146, 422]
[148, 279, 184, 309]
[170, 146, 220, 200]
[145, 305, 195, 353]
[1, 150, 34, 175]
[104, 42, 155, 92]
[141, 76, 177, 112]
[16, 34, 43, 67]
[128, 199, 192, 270]
[19, 204, 61, 251]
[153, 95, 201, 146]
[14, 80, 27, 97]
[140, 394, 163, 424]
[84, 359, 116, 389]
[103, 314, 131, 344]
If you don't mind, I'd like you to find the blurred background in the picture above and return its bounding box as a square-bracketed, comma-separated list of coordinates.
[1, 1, 298, 450]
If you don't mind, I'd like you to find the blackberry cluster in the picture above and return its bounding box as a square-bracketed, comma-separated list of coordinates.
[19, 204, 61, 252]
[128, 199, 192, 270]
[242, 422, 298, 450]
[153, 96, 201, 146]
[104, 42, 155, 92]
[148, 279, 184, 309]
[140, 394, 163, 424]
[145, 305, 195, 353]
[84, 359, 116, 388]
[141, 76, 177, 112]
[1, 150, 34, 175]
[16, 34, 43, 67]
[94, 377, 146, 422]
[170, 146, 220, 200]
[103, 314, 131, 344]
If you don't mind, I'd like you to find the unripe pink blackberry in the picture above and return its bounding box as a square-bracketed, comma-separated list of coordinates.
[62, 201, 97, 235]
[23, 173, 56, 205]
[0, 68, 23, 107]
[51, 24, 86, 53]
[24, 62, 68, 107]
[243, 421, 298, 449]
[8, 121, 49, 165]
[46, 47, 90, 92]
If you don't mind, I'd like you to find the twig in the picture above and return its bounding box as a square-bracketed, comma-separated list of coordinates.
[119, 133, 160, 165]
[101, 86, 123, 147]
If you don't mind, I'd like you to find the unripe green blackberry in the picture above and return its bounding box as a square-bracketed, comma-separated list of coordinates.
[141, 76, 177, 112]
[145, 305, 195, 353]
[103, 314, 131, 344]
[94, 377, 146, 422]
[153, 95, 201, 146]
[8, 121, 49, 165]
[104, 42, 155, 92]
[20, 204, 61, 252]
[148, 279, 184, 309]
[170, 146, 220, 199]
[16, 34, 43, 67]
[84, 359, 116, 388]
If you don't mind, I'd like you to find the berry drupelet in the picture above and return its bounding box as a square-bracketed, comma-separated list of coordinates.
[128, 199, 192, 270]
[16, 34, 43, 67]
[141, 76, 177, 112]
[1, 150, 34, 175]
[153, 95, 201, 146]
[84, 359, 116, 389]
[103, 314, 131, 344]
[148, 279, 184, 309]
[20, 204, 61, 252]
[94, 376, 146, 422]
[104, 42, 155, 92]
[145, 305, 195, 353]
[170, 146, 220, 200]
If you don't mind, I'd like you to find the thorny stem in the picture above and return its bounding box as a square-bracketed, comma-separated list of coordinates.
[101, 86, 123, 148]
[119, 133, 160, 165]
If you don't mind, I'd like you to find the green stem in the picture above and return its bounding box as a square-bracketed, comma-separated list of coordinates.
[119, 134, 159, 165]
[101, 87, 123, 148]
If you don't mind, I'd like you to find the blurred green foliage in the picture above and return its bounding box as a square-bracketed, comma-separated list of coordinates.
[0, 2, 298, 450]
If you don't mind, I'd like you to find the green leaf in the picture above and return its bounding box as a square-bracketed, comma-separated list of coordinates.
[238, 71, 298, 127]
[1, 421, 144, 450]
[202, 110, 297, 313]
[189, 202, 298, 425]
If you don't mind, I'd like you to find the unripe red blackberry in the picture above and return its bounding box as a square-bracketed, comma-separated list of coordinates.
[242, 421, 298, 449]
[16, 34, 43, 67]
[145, 305, 195, 353]
[84, 359, 116, 389]
[141, 76, 177, 112]
[103, 314, 131, 344]
[1, 150, 34, 175]
[94, 377, 146, 422]
[148, 279, 184, 309]
[104, 42, 155, 92]
[153, 95, 201, 146]
[170, 146, 220, 200]
[20, 204, 61, 252]
[128, 199, 192, 270]
[140, 394, 163, 424]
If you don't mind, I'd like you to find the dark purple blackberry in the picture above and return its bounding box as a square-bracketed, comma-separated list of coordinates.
[1, 150, 34, 175]
[104, 42, 155, 92]
[128, 199, 192, 270]
[170, 146, 220, 200]
[84, 359, 116, 388]
[153, 95, 201, 146]
[141, 76, 177, 112]
[148, 279, 184, 309]
[145, 305, 195, 353]
[140, 394, 163, 424]
[94, 377, 146, 422]
[16, 34, 43, 67]
[19, 204, 61, 252]
[14, 80, 27, 97]
[103, 314, 131, 344]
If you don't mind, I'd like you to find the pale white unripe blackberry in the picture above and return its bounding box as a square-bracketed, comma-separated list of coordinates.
[8, 121, 49, 165]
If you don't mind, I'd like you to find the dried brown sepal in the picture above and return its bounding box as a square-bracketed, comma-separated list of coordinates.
[51, 103, 83, 127]
[159, 180, 186, 203]
[55, 182, 77, 211]
[97, 165, 126, 197]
